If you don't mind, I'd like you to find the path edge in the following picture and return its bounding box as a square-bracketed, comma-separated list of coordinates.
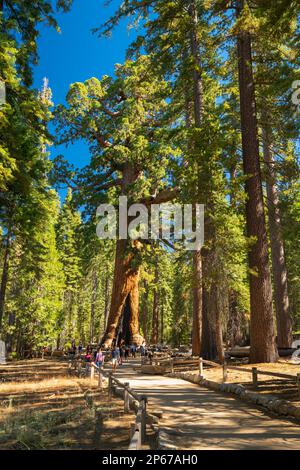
[166, 371, 300, 422]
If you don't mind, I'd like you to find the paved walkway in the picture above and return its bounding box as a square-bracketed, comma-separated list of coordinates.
[110, 359, 300, 450]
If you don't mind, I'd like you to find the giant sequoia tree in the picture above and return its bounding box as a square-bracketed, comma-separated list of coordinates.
[55, 56, 178, 347]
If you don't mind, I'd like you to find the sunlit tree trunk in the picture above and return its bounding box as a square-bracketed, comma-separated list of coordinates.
[101, 238, 142, 347]
[192, 250, 202, 355]
[141, 280, 149, 343]
[90, 272, 98, 343]
[151, 265, 159, 344]
[103, 274, 110, 333]
[0, 232, 11, 332]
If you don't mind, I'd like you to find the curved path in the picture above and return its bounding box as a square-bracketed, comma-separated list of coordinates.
[111, 359, 300, 450]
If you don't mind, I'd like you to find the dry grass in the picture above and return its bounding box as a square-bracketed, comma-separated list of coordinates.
[0, 359, 132, 450]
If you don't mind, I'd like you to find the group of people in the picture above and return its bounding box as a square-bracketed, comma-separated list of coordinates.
[110, 344, 139, 370]
[69, 339, 146, 371]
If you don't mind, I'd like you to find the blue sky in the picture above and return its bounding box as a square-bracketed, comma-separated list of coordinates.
[33, 0, 138, 196]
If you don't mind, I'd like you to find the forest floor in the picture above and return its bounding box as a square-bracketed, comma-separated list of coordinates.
[203, 360, 300, 405]
[0, 359, 132, 450]
[113, 359, 300, 450]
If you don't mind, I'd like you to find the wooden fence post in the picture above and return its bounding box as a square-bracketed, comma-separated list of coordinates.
[137, 422, 142, 449]
[171, 359, 174, 373]
[124, 382, 130, 413]
[140, 396, 147, 444]
[199, 357, 204, 377]
[98, 368, 103, 390]
[252, 367, 258, 389]
[223, 362, 228, 383]
[108, 373, 113, 397]
[90, 364, 95, 381]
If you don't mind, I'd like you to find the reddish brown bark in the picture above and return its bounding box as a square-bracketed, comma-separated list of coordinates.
[189, 0, 204, 356]
[141, 280, 149, 342]
[101, 238, 143, 348]
[209, 284, 224, 363]
[151, 265, 159, 344]
[262, 128, 293, 348]
[201, 286, 217, 360]
[103, 274, 110, 332]
[237, 0, 277, 362]
[0, 233, 11, 332]
[192, 250, 202, 355]
[90, 272, 98, 343]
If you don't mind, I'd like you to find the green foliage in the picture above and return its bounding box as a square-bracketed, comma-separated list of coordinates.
[1, 0, 299, 354]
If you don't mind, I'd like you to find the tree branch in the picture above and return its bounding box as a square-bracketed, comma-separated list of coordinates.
[141, 187, 179, 206]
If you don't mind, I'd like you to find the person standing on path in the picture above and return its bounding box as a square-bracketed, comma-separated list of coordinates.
[130, 344, 136, 358]
[124, 345, 129, 362]
[111, 347, 118, 371]
[119, 345, 124, 365]
[95, 347, 104, 368]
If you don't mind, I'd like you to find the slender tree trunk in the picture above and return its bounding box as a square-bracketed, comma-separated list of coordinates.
[151, 265, 159, 344]
[0, 233, 11, 332]
[192, 250, 202, 355]
[228, 163, 244, 348]
[201, 288, 217, 359]
[189, 0, 204, 355]
[141, 280, 149, 343]
[262, 128, 293, 348]
[236, 0, 277, 362]
[160, 303, 164, 344]
[103, 274, 110, 332]
[90, 272, 98, 344]
[209, 284, 224, 362]
[228, 289, 244, 348]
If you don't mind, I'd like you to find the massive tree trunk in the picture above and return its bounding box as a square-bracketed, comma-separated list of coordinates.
[189, 0, 204, 355]
[262, 128, 293, 348]
[101, 162, 144, 348]
[101, 238, 143, 347]
[151, 265, 159, 344]
[236, 0, 277, 363]
[0, 233, 11, 332]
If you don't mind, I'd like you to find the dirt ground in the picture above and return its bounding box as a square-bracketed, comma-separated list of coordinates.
[202, 359, 300, 405]
[0, 359, 132, 450]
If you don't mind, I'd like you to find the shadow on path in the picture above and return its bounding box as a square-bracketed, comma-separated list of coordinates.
[108, 359, 300, 450]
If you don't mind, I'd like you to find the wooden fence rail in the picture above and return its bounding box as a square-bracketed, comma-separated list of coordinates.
[151, 356, 221, 374]
[68, 359, 150, 449]
[90, 363, 148, 450]
[223, 363, 300, 397]
[150, 355, 300, 398]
